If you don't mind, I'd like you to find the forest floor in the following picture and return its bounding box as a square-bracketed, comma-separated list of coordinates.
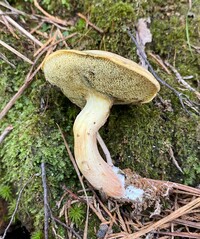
[0, 0, 200, 238]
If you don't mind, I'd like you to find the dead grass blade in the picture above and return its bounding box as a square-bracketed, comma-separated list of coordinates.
[0, 39, 33, 64]
[148, 52, 171, 75]
[0, 34, 77, 120]
[0, 52, 16, 68]
[0, 9, 43, 46]
[147, 178, 200, 196]
[0, 10, 19, 38]
[57, 125, 89, 239]
[77, 12, 104, 34]
[156, 231, 200, 238]
[125, 197, 200, 239]
[33, 0, 70, 26]
[165, 61, 200, 100]
[0, 46, 50, 120]
[0, 125, 13, 144]
[0, 2, 33, 18]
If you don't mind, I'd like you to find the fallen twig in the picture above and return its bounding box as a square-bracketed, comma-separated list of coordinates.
[0, 125, 13, 144]
[147, 178, 200, 196]
[30, 20, 44, 34]
[0, 1, 35, 18]
[0, 10, 19, 38]
[51, 216, 82, 239]
[63, 186, 107, 223]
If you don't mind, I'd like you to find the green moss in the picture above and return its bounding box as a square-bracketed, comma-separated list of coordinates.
[0, 60, 79, 232]
[104, 101, 199, 184]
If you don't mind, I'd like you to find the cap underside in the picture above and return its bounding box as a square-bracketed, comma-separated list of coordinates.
[43, 50, 160, 107]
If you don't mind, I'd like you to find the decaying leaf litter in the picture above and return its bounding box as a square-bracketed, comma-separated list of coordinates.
[0, 1, 200, 238]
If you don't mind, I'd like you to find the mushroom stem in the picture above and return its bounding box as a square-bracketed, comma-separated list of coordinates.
[73, 93, 125, 198]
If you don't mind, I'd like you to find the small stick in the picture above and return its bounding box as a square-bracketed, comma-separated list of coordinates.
[46, 201, 82, 239]
[0, 2, 34, 18]
[0, 125, 13, 144]
[63, 186, 107, 222]
[146, 179, 200, 196]
[30, 20, 44, 34]
[0, 12, 18, 15]
[91, 189, 117, 225]
[116, 206, 128, 232]
[77, 12, 104, 34]
[34, 37, 53, 57]
[155, 231, 200, 238]
[33, 14, 72, 29]
[0, 39, 33, 64]
[51, 216, 82, 239]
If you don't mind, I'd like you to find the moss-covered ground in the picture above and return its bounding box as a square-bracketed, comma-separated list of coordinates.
[0, 0, 200, 238]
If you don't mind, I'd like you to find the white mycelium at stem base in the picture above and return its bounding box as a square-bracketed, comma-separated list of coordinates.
[73, 92, 144, 200]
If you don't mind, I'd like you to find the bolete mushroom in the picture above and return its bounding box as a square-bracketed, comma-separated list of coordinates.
[42, 50, 160, 201]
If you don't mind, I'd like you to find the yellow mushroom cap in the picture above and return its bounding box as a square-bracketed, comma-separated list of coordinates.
[42, 49, 160, 107]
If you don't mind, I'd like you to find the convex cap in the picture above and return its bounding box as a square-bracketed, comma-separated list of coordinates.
[42, 49, 160, 107]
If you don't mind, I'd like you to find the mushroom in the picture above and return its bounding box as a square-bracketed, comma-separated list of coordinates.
[42, 50, 160, 201]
